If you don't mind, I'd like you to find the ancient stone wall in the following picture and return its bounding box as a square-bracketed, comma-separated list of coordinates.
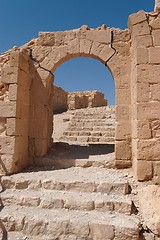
[129, 10, 160, 182]
[52, 86, 107, 112]
[0, 50, 54, 174]
[67, 90, 107, 110]
[53, 86, 68, 113]
[0, 50, 31, 174]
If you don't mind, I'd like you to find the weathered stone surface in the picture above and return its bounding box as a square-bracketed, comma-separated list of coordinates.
[152, 29, 160, 46]
[1, 66, 19, 84]
[131, 21, 151, 37]
[0, 102, 16, 118]
[136, 160, 153, 181]
[128, 10, 147, 26]
[138, 185, 160, 236]
[149, 46, 160, 63]
[149, 17, 160, 29]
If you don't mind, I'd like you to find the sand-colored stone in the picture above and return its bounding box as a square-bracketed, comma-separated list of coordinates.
[0, 7, 160, 184]
[138, 185, 160, 236]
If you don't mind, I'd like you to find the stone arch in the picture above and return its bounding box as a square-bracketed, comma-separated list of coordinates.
[33, 26, 132, 168]
[0, 25, 132, 174]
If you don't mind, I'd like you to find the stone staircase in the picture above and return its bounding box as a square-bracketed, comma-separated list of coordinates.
[0, 106, 143, 240]
[57, 106, 115, 144]
[0, 166, 140, 240]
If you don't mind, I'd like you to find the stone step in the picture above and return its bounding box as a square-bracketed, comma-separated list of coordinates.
[1, 167, 129, 195]
[71, 118, 115, 123]
[72, 115, 115, 120]
[61, 136, 115, 143]
[70, 121, 115, 127]
[68, 126, 115, 132]
[63, 131, 115, 137]
[1, 206, 139, 239]
[73, 111, 115, 116]
[1, 188, 132, 214]
[35, 152, 115, 169]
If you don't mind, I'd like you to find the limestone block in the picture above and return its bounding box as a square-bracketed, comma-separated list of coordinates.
[38, 32, 55, 46]
[132, 120, 152, 140]
[54, 32, 65, 46]
[1, 66, 19, 84]
[134, 35, 153, 48]
[149, 17, 160, 29]
[128, 10, 147, 27]
[137, 139, 160, 161]
[80, 39, 92, 54]
[10, 51, 29, 72]
[115, 121, 131, 140]
[116, 105, 130, 121]
[90, 223, 114, 240]
[135, 64, 160, 83]
[76, 29, 87, 40]
[113, 42, 130, 57]
[138, 185, 160, 235]
[149, 46, 160, 63]
[150, 83, 160, 101]
[115, 159, 132, 168]
[136, 160, 153, 181]
[31, 46, 52, 63]
[90, 42, 105, 58]
[132, 82, 150, 103]
[116, 89, 131, 105]
[152, 29, 160, 46]
[136, 102, 160, 120]
[131, 21, 150, 37]
[0, 102, 16, 118]
[113, 29, 131, 43]
[67, 38, 80, 55]
[99, 45, 115, 62]
[114, 75, 130, 90]
[9, 84, 17, 101]
[0, 154, 15, 175]
[86, 29, 111, 44]
[0, 136, 15, 154]
[115, 140, 132, 160]
[134, 47, 149, 65]
[64, 31, 76, 43]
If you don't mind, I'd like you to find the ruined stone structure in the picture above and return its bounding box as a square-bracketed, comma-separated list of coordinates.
[67, 90, 107, 110]
[53, 86, 68, 113]
[53, 86, 107, 113]
[0, 9, 160, 184]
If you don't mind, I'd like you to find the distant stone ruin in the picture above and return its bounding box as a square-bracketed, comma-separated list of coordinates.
[53, 85, 107, 113]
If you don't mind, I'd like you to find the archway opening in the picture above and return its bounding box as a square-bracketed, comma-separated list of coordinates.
[50, 56, 116, 169]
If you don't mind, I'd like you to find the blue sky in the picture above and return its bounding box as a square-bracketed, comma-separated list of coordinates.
[0, 0, 154, 105]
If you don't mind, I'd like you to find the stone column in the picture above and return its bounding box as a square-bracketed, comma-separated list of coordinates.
[129, 10, 160, 183]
